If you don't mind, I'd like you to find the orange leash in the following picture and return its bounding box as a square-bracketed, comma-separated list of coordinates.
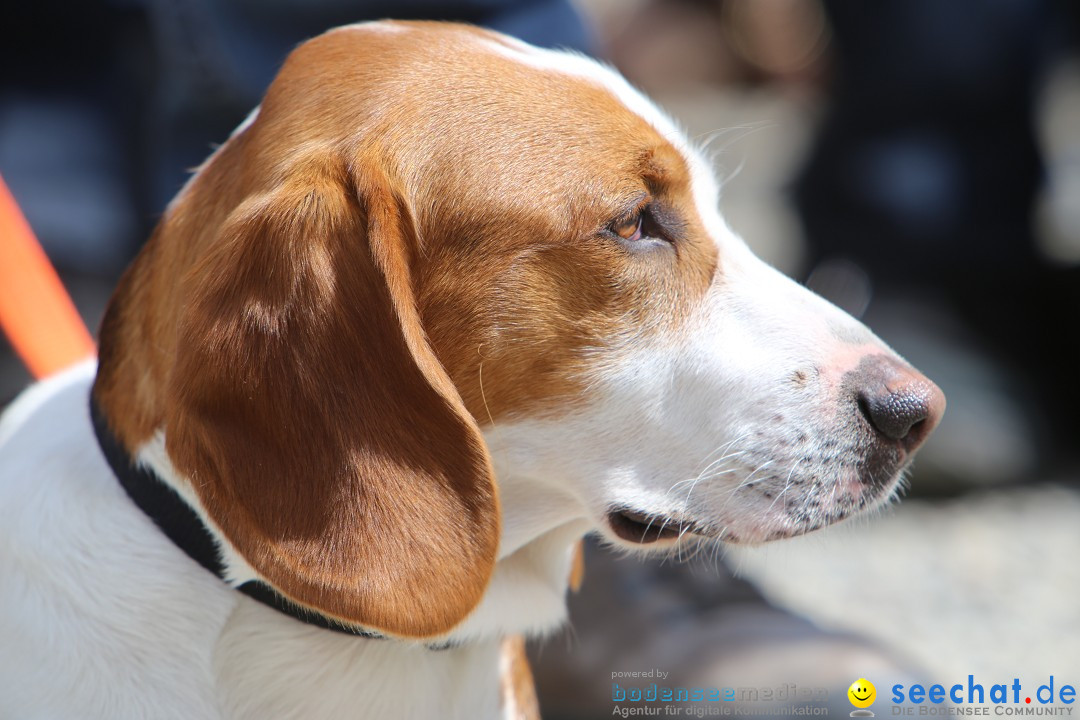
[0, 173, 96, 379]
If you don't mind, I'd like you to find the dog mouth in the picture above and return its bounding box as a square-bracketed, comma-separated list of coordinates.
[605, 509, 692, 544]
[603, 436, 914, 547]
[604, 462, 908, 547]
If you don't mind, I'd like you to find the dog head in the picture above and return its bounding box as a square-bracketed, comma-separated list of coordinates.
[93, 21, 943, 639]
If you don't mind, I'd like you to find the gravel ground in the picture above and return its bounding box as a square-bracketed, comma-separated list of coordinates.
[728, 484, 1080, 680]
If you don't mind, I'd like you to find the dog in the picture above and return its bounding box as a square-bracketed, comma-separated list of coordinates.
[0, 21, 944, 719]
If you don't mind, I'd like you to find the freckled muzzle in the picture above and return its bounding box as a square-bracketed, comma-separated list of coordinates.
[751, 352, 946, 540]
[779, 353, 946, 521]
[688, 353, 946, 546]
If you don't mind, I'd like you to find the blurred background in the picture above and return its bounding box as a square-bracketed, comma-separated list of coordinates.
[2, 0, 1079, 717]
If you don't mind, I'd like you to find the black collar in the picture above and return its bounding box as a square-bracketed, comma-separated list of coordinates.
[88, 394, 389, 641]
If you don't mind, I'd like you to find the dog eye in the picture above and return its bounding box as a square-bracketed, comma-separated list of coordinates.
[610, 214, 643, 242]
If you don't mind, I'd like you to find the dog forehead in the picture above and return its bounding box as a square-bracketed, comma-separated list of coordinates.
[261, 21, 734, 253]
[329, 20, 675, 122]
[303, 22, 693, 178]
[431, 23, 731, 250]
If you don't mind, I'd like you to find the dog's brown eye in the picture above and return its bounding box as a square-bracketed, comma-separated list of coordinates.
[611, 214, 643, 242]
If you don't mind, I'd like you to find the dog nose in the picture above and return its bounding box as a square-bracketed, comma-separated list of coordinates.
[853, 356, 945, 449]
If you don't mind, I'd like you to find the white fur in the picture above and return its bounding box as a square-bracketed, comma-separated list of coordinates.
[229, 104, 260, 139]
[0, 24, 916, 719]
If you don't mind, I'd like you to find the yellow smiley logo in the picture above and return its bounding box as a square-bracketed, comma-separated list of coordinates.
[848, 678, 876, 708]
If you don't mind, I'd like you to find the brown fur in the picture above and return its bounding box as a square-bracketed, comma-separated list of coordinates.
[93, 21, 718, 637]
[569, 540, 586, 593]
[500, 635, 541, 720]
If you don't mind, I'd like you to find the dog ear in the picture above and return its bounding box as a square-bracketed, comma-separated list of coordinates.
[165, 153, 499, 638]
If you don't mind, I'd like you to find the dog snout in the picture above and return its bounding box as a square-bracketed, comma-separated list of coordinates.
[850, 355, 945, 450]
